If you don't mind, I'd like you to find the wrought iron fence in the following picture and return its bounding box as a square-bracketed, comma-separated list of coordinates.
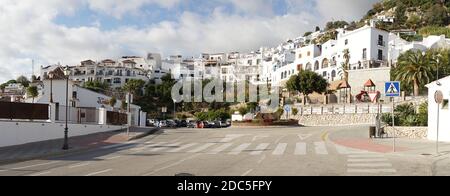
[106, 111, 127, 125]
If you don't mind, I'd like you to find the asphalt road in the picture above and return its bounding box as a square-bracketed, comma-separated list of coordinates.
[0, 126, 434, 176]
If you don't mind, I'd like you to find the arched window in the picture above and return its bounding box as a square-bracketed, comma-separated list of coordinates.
[331, 70, 336, 81]
[322, 58, 329, 69]
[314, 61, 320, 71]
[305, 63, 312, 71]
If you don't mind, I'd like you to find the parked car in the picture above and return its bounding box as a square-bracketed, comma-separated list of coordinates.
[146, 119, 157, 127]
[187, 121, 197, 128]
[166, 120, 177, 128]
[176, 120, 188, 127]
[158, 120, 167, 127]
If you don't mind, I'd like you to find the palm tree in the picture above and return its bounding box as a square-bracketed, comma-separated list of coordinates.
[27, 86, 38, 103]
[339, 49, 350, 82]
[394, 50, 434, 96]
[109, 96, 117, 111]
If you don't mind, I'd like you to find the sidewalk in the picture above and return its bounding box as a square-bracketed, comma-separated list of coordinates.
[0, 126, 159, 165]
[328, 125, 450, 176]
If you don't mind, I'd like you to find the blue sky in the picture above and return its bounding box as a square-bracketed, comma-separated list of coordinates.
[0, 0, 379, 83]
[54, 0, 318, 30]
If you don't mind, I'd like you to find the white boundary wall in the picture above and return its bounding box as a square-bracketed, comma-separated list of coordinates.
[0, 121, 123, 147]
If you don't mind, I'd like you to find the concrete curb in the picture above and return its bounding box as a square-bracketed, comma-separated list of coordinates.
[127, 128, 160, 141]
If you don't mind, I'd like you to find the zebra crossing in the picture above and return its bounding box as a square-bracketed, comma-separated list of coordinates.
[128, 140, 358, 156]
[345, 152, 396, 175]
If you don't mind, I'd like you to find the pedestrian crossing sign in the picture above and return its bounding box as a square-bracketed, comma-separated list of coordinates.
[385, 81, 401, 97]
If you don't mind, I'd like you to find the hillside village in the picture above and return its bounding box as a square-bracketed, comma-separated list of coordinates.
[1, 0, 449, 117]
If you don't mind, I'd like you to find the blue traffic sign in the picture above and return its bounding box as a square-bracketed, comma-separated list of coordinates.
[284, 105, 291, 113]
[385, 81, 401, 97]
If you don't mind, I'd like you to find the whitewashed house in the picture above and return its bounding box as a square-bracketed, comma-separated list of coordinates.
[426, 76, 450, 142]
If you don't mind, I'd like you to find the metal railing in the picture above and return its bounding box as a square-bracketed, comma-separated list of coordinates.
[292, 104, 393, 116]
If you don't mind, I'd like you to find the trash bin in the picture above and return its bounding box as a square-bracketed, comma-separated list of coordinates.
[369, 126, 376, 138]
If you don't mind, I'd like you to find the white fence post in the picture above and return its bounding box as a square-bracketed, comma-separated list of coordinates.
[98, 107, 107, 125]
[50, 103, 57, 123]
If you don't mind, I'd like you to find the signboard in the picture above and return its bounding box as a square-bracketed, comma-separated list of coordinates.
[284, 105, 291, 113]
[385, 81, 401, 97]
[435, 90, 444, 104]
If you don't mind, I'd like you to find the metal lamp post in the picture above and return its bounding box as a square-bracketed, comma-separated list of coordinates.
[62, 66, 71, 150]
[48, 71, 54, 103]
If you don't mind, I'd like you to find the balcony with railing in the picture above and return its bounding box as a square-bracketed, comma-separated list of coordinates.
[378, 40, 386, 47]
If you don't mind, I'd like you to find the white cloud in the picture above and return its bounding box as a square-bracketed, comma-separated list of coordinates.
[229, 0, 275, 16]
[86, 0, 181, 19]
[315, 0, 380, 22]
[0, 0, 379, 83]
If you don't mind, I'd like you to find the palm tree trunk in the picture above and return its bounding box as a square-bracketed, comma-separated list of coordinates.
[413, 78, 420, 96]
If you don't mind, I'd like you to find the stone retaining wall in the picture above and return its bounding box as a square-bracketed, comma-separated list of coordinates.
[296, 114, 377, 126]
[384, 126, 428, 139]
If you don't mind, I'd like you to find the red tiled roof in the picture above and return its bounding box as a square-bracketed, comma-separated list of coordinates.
[339, 80, 351, 89]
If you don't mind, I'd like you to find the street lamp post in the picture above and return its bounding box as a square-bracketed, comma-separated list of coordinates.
[173, 99, 176, 119]
[62, 66, 71, 150]
[48, 71, 54, 103]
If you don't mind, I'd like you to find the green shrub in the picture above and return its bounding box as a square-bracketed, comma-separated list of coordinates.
[417, 102, 428, 126]
[382, 103, 427, 126]
[292, 108, 299, 116]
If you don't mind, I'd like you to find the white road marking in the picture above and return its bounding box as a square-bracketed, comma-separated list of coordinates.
[229, 143, 251, 155]
[272, 143, 287, 155]
[250, 143, 270, 155]
[348, 159, 389, 163]
[28, 171, 52, 176]
[220, 134, 246, 143]
[298, 134, 312, 140]
[348, 163, 393, 167]
[188, 143, 216, 153]
[335, 145, 369, 154]
[149, 142, 182, 152]
[348, 154, 385, 158]
[208, 143, 233, 154]
[314, 142, 328, 155]
[85, 169, 113, 176]
[257, 154, 266, 164]
[143, 154, 200, 176]
[133, 142, 167, 152]
[167, 143, 198, 153]
[105, 156, 122, 160]
[12, 161, 61, 170]
[241, 169, 253, 176]
[252, 135, 268, 142]
[68, 162, 91, 169]
[347, 169, 397, 173]
[294, 142, 307, 155]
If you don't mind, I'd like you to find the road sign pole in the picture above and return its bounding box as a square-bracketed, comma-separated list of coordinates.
[437, 102, 440, 155]
[434, 90, 444, 155]
[385, 81, 400, 153]
[392, 97, 395, 152]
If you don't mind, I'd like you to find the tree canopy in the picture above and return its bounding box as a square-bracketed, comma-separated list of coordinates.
[285, 70, 328, 96]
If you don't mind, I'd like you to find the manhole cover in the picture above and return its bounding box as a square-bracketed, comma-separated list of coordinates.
[175, 173, 195, 176]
